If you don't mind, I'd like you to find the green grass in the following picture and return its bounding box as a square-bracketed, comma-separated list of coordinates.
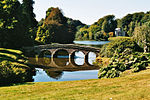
[108, 36, 131, 41]
[0, 68, 150, 100]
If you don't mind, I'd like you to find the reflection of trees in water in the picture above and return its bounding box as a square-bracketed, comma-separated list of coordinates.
[37, 58, 69, 67]
[44, 69, 64, 80]
[38, 58, 51, 66]
[26, 68, 36, 82]
[53, 58, 69, 66]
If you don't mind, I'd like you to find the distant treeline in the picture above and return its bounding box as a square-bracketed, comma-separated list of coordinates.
[76, 11, 150, 41]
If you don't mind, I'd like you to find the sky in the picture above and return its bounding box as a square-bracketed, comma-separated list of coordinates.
[20, 0, 150, 25]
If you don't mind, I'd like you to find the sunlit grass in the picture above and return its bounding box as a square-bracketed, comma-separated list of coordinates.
[0, 68, 150, 100]
[108, 36, 131, 41]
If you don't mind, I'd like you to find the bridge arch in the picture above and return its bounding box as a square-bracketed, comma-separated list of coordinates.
[38, 50, 52, 66]
[39, 50, 52, 58]
[87, 52, 97, 65]
[52, 49, 69, 58]
[70, 50, 91, 66]
[51, 49, 70, 67]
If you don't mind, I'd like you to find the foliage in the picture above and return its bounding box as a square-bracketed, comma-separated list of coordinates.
[108, 32, 114, 37]
[0, 48, 35, 86]
[98, 48, 150, 78]
[75, 15, 117, 41]
[100, 37, 141, 57]
[35, 7, 75, 44]
[44, 70, 63, 80]
[45, 7, 54, 18]
[0, 61, 34, 85]
[67, 17, 85, 32]
[22, 0, 38, 40]
[101, 15, 117, 33]
[0, 0, 37, 48]
[22, 0, 37, 28]
[94, 56, 110, 67]
[119, 12, 150, 36]
[133, 24, 150, 52]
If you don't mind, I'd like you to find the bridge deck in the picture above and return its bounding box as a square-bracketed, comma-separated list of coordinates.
[34, 43, 100, 52]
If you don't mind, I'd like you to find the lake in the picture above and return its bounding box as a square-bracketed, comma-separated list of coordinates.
[29, 41, 109, 82]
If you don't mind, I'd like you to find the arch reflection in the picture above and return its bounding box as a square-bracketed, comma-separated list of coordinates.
[53, 49, 69, 67]
[38, 50, 51, 66]
[73, 51, 85, 66]
[88, 52, 96, 65]
[44, 69, 63, 80]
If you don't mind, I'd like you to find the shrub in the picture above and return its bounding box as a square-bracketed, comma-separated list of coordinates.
[98, 48, 150, 78]
[0, 61, 35, 86]
[108, 32, 114, 37]
[100, 37, 142, 57]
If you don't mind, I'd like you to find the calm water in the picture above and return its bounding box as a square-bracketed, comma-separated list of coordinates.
[30, 41, 109, 82]
[74, 41, 110, 45]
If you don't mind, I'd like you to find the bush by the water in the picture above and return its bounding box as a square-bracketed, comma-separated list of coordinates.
[0, 48, 35, 86]
[98, 48, 150, 78]
[100, 37, 142, 57]
[0, 61, 35, 85]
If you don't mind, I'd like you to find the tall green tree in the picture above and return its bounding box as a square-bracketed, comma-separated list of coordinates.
[133, 24, 150, 52]
[0, 0, 37, 48]
[22, 0, 37, 27]
[36, 7, 75, 44]
[101, 15, 117, 33]
[22, 0, 37, 41]
[120, 12, 145, 36]
[0, 0, 24, 48]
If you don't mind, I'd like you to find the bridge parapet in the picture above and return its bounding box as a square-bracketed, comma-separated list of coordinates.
[34, 43, 100, 52]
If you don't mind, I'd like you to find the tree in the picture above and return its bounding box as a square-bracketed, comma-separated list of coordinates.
[88, 25, 100, 40]
[36, 7, 75, 44]
[0, 0, 38, 48]
[0, 0, 25, 48]
[22, 0, 37, 41]
[133, 24, 150, 53]
[45, 7, 54, 18]
[75, 15, 117, 41]
[120, 12, 145, 36]
[45, 8, 67, 25]
[22, 0, 37, 28]
[75, 26, 89, 40]
[101, 15, 117, 33]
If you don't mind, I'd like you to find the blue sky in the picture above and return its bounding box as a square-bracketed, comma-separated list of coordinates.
[20, 0, 150, 25]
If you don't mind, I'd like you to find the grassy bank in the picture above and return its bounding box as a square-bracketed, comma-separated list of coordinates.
[108, 36, 131, 41]
[0, 68, 150, 100]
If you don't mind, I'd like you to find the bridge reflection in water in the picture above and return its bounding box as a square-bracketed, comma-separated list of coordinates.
[28, 50, 99, 71]
[27, 45, 100, 81]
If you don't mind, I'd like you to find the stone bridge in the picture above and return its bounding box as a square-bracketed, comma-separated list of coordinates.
[23, 43, 100, 68]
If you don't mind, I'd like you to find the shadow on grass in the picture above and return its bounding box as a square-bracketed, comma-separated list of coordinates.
[0, 82, 35, 87]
